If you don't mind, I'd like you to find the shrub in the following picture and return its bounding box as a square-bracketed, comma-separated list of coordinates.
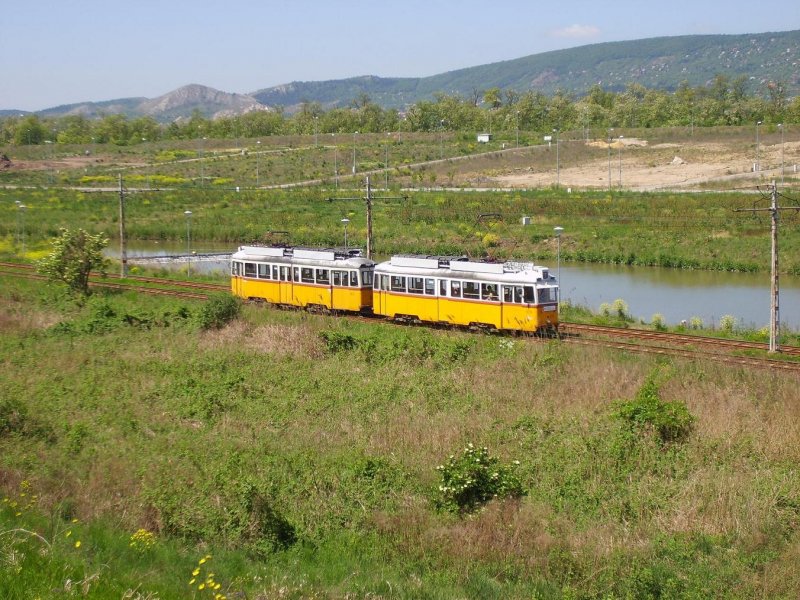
[614, 373, 695, 445]
[197, 294, 240, 330]
[651, 313, 666, 331]
[320, 330, 358, 352]
[719, 314, 736, 332]
[612, 298, 630, 320]
[435, 444, 524, 514]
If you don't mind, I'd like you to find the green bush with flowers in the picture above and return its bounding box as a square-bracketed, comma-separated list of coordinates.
[435, 443, 524, 513]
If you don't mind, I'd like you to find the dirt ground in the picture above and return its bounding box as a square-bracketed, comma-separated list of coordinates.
[490, 138, 800, 190]
[4, 137, 799, 190]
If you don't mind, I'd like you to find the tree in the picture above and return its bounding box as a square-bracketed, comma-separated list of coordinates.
[37, 228, 110, 296]
[483, 87, 502, 109]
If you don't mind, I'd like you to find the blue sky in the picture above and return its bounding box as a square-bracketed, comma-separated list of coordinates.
[3, 0, 799, 111]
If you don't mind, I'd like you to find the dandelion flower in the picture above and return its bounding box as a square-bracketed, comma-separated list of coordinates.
[66, 531, 72, 537]
[198, 583, 205, 590]
[72, 518, 79, 523]
[189, 579, 196, 585]
[199, 558, 207, 565]
[74, 540, 81, 548]
[192, 568, 200, 577]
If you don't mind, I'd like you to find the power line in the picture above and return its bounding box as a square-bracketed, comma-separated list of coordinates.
[733, 181, 800, 353]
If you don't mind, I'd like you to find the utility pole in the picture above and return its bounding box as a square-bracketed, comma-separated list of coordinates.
[119, 174, 127, 277]
[734, 182, 800, 353]
[327, 176, 406, 259]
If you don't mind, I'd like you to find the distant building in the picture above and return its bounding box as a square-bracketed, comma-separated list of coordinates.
[477, 133, 492, 143]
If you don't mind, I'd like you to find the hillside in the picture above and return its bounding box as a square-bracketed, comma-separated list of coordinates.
[34, 84, 270, 121]
[7, 29, 800, 120]
[253, 30, 800, 110]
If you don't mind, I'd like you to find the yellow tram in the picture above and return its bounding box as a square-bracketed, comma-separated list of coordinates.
[372, 255, 559, 333]
[231, 246, 375, 313]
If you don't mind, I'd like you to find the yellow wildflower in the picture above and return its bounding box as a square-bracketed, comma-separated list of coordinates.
[74, 540, 81, 548]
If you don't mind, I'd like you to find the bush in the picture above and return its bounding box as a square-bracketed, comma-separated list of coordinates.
[320, 330, 359, 352]
[651, 313, 666, 331]
[197, 294, 241, 329]
[614, 374, 695, 445]
[435, 444, 524, 513]
[719, 314, 736, 332]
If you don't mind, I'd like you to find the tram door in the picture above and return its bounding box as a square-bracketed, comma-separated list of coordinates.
[279, 266, 293, 304]
[231, 262, 243, 298]
[373, 275, 387, 315]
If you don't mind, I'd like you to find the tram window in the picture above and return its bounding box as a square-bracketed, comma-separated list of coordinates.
[244, 262, 257, 277]
[272, 265, 279, 280]
[293, 267, 300, 282]
[301, 268, 314, 283]
[425, 278, 435, 295]
[381, 275, 390, 290]
[333, 271, 342, 286]
[482, 283, 499, 301]
[279, 266, 288, 281]
[390, 276, 406, 292]
[440, 280, 448, 296]
[450, 281, 461, 298]
[258, 264, 270, 279]
[409, 277, 424, 294]
[503, 286, 513, 303]
[524, 286, 536, 303]
[316, 269, 330, 284]
[231, 262, 239, 276]
[350, 271, 359, 286]
[363, 270, 373, 286]
[463, 281, 480, 299]
[539, 287, 556, 303]
[514, 286, 524, 303]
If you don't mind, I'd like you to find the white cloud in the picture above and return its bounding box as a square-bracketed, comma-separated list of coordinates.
[551, 24, 601, 39]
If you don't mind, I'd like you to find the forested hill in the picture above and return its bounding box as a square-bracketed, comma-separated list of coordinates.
[252, 30, 800, 110]
[4, 29, 798, 121]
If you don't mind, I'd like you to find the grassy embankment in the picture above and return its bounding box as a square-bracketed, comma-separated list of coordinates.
[2, 276, 800, 598]
[2, 186, 798, 275]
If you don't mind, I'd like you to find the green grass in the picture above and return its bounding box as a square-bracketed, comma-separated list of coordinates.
[2, 183, 798, 275]
[2, 276, 800, 597]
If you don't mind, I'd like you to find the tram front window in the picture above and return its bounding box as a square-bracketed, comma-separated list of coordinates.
[538, 287, 556, 303]
[524, 286, 535, 304]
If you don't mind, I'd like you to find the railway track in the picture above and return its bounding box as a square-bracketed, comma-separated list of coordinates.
[2, 260, 799, 372]
[0, 262, 214, 300]
[563, 330, 800, 372]
[560, 322, 800, 358]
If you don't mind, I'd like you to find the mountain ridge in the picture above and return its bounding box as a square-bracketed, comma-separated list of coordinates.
[4, 29, 798, 121]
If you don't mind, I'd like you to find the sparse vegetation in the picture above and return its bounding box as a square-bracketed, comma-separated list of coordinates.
[2, 276, 800, 597]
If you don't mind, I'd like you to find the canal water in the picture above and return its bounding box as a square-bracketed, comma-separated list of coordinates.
[108, 242, 800, 332]
[560, 262, 800, 331]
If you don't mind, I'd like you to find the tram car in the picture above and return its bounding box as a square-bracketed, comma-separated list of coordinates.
[231, 245, 375, 313]
[372, 255, 559, 333]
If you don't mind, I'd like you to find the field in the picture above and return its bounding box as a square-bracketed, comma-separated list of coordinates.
[2, 277, 800, 598]
[2, 127, 800, 598]
[1, 126, 797, 192]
